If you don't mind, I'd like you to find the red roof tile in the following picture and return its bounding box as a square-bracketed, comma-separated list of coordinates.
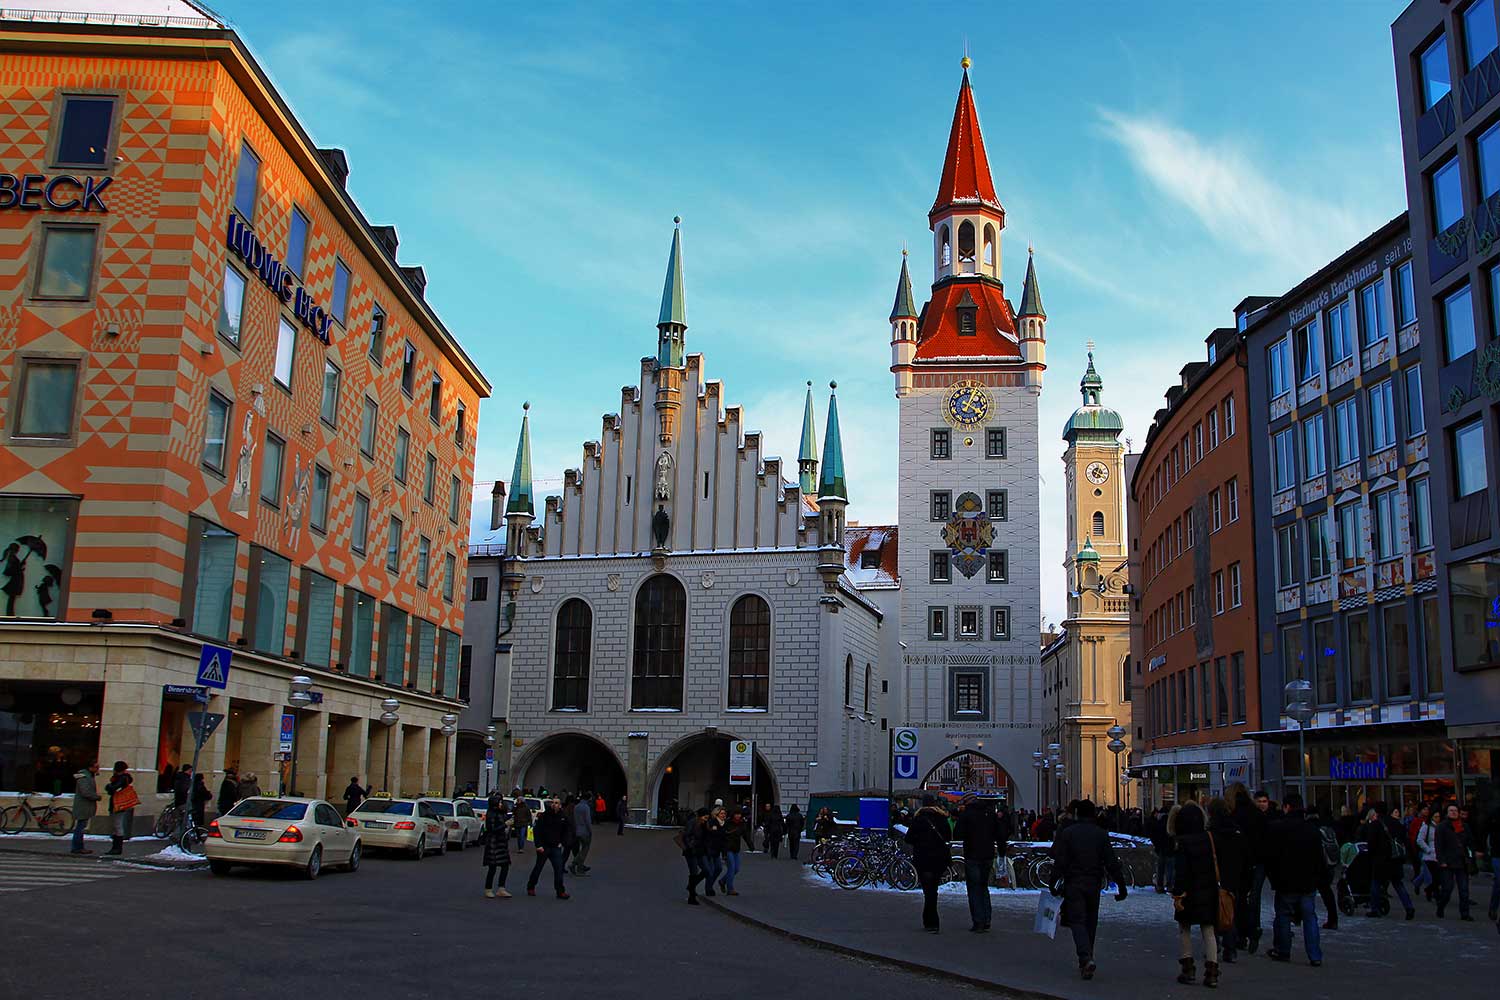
[912, 278, 1020, 361]
[930, 71, 1001, 219]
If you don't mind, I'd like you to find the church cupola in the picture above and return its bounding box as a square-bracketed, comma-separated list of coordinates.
[798, 381, 819, 497]
[654, 218, 687, 445]
[930, 58, 1004, 283]
[1063, 348, 1124, 444]
[816, 381, 848, 593]
[889, 250, 919, 396]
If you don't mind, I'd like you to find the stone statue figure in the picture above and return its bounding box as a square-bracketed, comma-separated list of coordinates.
[652, 505, 671, 549]
[654, 451, 673, 501]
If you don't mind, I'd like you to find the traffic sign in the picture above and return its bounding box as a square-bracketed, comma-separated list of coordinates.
[188, 711, 223, 749]
[728, 740, 754, 786]
[894, 754, 919, 780]
[484, 748, 495, 764]
[893, 727, 919, 755]
[196, 644, 232, 689]
[278, 711, 296, 754]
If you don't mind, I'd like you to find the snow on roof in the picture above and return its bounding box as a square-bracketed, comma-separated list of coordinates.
[0, 1, 223, 27]
[844, 525, 898, 589]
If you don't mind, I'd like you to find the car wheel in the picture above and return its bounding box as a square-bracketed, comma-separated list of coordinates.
[303, 846, 322, 881]
[435, 834, 447, 856]
[412, 836, 425, 860]
[454, 830, 466, 851]
[343, 841, 361, 873]
[209, 860, 233, 876]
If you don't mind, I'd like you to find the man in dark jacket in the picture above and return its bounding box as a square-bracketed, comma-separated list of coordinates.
[526, 797, 570, 899]
[785, 804, 806, 859]
[1433, 803, 1473, 920]
[616, 795, 628, 836]
[217, 767, 239, 819]
[1051, 799, 1126, 980]
[1231, 788, 1272, 951]
[1359, 802, 1415, 919]
[1264, 793, 1326, 965]
[903, 796, 952, 933]
[682, 808, 709, 904]
[761, 803, 785, 858]
[512, 796, 533, 852]
[1146, 805, 1174, 893]
[341, 776, 369, 817]
[953, 795, 1004, 932]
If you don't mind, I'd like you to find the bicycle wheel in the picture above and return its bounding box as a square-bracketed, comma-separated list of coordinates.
[944, 857, 965, 884]
[888, 858, 919, 891]
[180, 824, 209, 856]
[1030, 856, 1055, 887]
[0, 805, 25, 835]
[40, 806, 71, 836]
[153, 805, 177, 839]
[832, 855, 868, 889]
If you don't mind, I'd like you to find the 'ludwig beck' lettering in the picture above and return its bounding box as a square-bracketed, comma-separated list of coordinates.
[226, 212, 333, 344]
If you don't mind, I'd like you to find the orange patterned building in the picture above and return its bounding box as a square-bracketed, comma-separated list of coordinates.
[0, 5, 490, 812]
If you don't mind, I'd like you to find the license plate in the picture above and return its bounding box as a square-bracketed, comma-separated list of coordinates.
[363, 821, 389, 829]
[234, 829, 268, 841]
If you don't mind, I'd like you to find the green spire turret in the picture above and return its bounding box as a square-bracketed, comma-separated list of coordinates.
[818, 381, 847, 502]
[890, 251, 918, 321]
[798, 381, 819, 496]
[1018, 248, 1045, 319]
[657, 218, 687, 368]
[505, 402, 534, 517]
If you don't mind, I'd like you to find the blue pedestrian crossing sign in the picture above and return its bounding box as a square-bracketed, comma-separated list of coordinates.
[894, 754, 919, 780]
[196, 644, 232, 689]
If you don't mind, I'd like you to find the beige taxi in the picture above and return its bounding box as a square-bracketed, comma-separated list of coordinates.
[422, 797, 484, 849]
[345, 796, 447, 858]
[206, 797, 360, 879]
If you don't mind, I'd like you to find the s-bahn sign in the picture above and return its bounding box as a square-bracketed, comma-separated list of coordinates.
[0, 173, 111, 211]
[226, 212, 333, 344]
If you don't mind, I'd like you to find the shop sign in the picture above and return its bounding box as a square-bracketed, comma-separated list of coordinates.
[225, 213, 333, 344]
[0, 173, 111, 212]
[1329, 755, 1387, 780]
[1184, 769, 1209, 782]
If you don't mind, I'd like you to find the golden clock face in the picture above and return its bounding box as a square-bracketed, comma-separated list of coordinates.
[944, 380, 991, 428]
[1086, 461, 1110, 485]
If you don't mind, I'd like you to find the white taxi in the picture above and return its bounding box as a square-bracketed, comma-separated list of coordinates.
[206, 797, 360, 879]
[455, 795, 491, 822]
[345, 796, 447, 858]
[422, 797, 483, 849]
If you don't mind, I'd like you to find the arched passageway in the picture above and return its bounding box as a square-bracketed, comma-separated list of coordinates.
[515, 732, 627, 804]
[652, 734, 777, 825]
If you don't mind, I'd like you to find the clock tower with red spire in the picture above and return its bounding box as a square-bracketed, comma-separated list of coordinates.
[890, 59, 1047, 804]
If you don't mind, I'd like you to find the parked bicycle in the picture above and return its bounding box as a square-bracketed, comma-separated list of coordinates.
[153, 802, 184, 839]
[179, 821, 211, 856]
[0, 793, 73, 836]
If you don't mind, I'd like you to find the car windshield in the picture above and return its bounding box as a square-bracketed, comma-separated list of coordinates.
[354, 800, 414, 816]
[427, 801, 454, 816]
[229, 799, 307, 821]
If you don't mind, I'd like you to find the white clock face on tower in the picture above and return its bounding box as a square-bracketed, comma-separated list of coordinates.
[1085, 462, 1110, 485]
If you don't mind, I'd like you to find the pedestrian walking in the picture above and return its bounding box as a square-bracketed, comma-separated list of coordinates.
[1412, 805, 1437, 897]
[1264, 792, 1326, 966]
[1312, 806, 1343, 929]
[761, 802, 785, 858]
[616, 794, 628, 836]
[721, 807, 745, 895]
[1434, 802, 1473, 920]
[1170, 801, 1224, 987]
[217, 767, 239, 819]
[1050, 799, 1128, 981]
[512, 795, 533, 852]
[1360, 802, 1416, 919]
[1228, 783, 1270, 953]
[341, 776, 369, 816]
[682, 807, 709, 904]
[104, 760, 137, 855]
[953, 793, 1003, 933]
[526, 797, 570, 899]
[570, 794, 593, 875]
[1146, 804, 1173, 893]
[786, 804, 805, 860]
[237, 771, 261, 800]
[481, 792, 512, 898]
[1484, 809, 1499, 922]
[190, 771, 212, 828]
[904, 794, 953, 934]
[703, 805, 726, 893]
[70, 761, 100, 855]
[1206, 797, 1249, 963]
[813, 806, 837, 844]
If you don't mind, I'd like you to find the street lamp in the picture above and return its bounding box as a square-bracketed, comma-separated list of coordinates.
[379, 697, 400, 793]
[1031, 749, 1044, 813]
[1107, 724, 1127, 808]
[287, 675, 317, 797]
[1284, 679, 1314, 804]
[440, 712, 459, 797]
[483, 724, 497, 795]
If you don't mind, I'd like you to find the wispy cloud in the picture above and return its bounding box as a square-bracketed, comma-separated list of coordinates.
[1097, 109, 1368, 273]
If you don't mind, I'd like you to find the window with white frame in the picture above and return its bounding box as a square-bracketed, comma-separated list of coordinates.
[1295, 318, 1322, 382]
[1213, 570, 1225, 615]
[1396, 261, 1416, 327]
[1334, 396, 1361, 466]
[1302, 412, 1326, 480]
[1410, 476, 1433, 551]
[1229, 562, 1242, 608]
[1208, 409, 1220, 448]
[1404, 365, 1424, 437]
[1210, 489, 1222, 531]
[1306, 511, 1333, 579]
[1373, 488, 1400, 560]
[1227, 478, 1239, 521]
[1327, 299, 1354, 364]
[1337, 501, 1363, 564]
[1369, 379, 1397, 452]
[1276, 523, 1300, 588]
[1223, 395, 1236, 436]
[1273, 428, 1296, 490]
[1268, 339, 1291, 398]
[1359, 277, 1388, 347]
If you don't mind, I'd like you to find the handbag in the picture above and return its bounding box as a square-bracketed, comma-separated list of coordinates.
[111, 782, 139, 813]
[1208, 833, 1235, 933]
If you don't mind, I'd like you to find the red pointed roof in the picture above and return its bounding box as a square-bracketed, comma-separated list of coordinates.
[912, 279, 1021, 361]
[930, 70, 1002, 220]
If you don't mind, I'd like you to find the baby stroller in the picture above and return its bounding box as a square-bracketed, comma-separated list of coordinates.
[1336, 841, 1368, 916]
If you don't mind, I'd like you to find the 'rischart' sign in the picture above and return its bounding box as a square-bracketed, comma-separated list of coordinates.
[0, 172, 111, 211]
[226, 212, 333, 344]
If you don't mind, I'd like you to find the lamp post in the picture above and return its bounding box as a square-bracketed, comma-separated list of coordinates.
[1284, 680, 1314, 804]
[1047, 742, 1062, 810]
[483, 724, 497, 796]
[440, 713, 458, 797]
[379, 697, 400, 793]
[1107, 724, 1127, 808]
[1031, 750, 1044, 813]
[287, 675, 317, 797]
[1120, 772, 1134, 811]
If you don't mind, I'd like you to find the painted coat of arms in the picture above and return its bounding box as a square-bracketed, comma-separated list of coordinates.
[941, 491, 993, 578]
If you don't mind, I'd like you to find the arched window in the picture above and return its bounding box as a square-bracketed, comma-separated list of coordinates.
[863, 663, 872, 714]
[939, 224, 951, 268]
[728, 594, 771, 709]
[552, 599, 591, 710]
[983, 224, 996, 272]
[631, 575, 686, 709]
[1092, 511, 1105, 536]
[843, 654, 854, 707]
[957, 220, 976, 265]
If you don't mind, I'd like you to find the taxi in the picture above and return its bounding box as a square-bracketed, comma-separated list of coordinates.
[345, 795, 447, 858]
[422, 797, 484, 849]
[455, 795, 490, 822]
[205, 797, 360, 879]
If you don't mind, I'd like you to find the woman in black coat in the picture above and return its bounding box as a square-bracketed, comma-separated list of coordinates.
[1205, 797, 1249, 964]
[481, 796, 512, 898]
[1170, 802, 1222, 987]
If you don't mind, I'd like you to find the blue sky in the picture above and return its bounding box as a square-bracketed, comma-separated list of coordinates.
[217, 0, 1410, 628]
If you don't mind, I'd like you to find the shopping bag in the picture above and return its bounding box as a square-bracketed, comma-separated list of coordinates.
[1033, 888, 1062, 939]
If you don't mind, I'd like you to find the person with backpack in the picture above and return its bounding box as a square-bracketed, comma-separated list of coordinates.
[1312, 806, 1343, 929]
[1359, 802, 1416, 919]
[903, 795, 953, 933]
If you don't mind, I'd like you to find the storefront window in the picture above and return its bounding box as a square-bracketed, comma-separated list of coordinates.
[381, 604, 408, 685]
[344, 588, 374, 678]
[415, 618, 436, 692]
[1388, 742, 1421, 776]
[189, 520, 236, 640]
[1450, 559, 1500, 671]
[0, 496, 74, 619]
[301, 571, 336, 668]
[249, 547, 291, 656]
[441, 630, 460, 699]
[1421, 740, 1456, 776]
[0, 681, 102, 794]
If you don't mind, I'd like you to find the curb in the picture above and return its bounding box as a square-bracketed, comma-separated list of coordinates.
[0, 844, 204, 870]
[702, 896, 1067, 1000]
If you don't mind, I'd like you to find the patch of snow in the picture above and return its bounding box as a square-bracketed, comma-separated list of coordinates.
[140, 844, 205, 864]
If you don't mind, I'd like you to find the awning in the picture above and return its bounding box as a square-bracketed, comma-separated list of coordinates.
[1242, 718, 1446, 746]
